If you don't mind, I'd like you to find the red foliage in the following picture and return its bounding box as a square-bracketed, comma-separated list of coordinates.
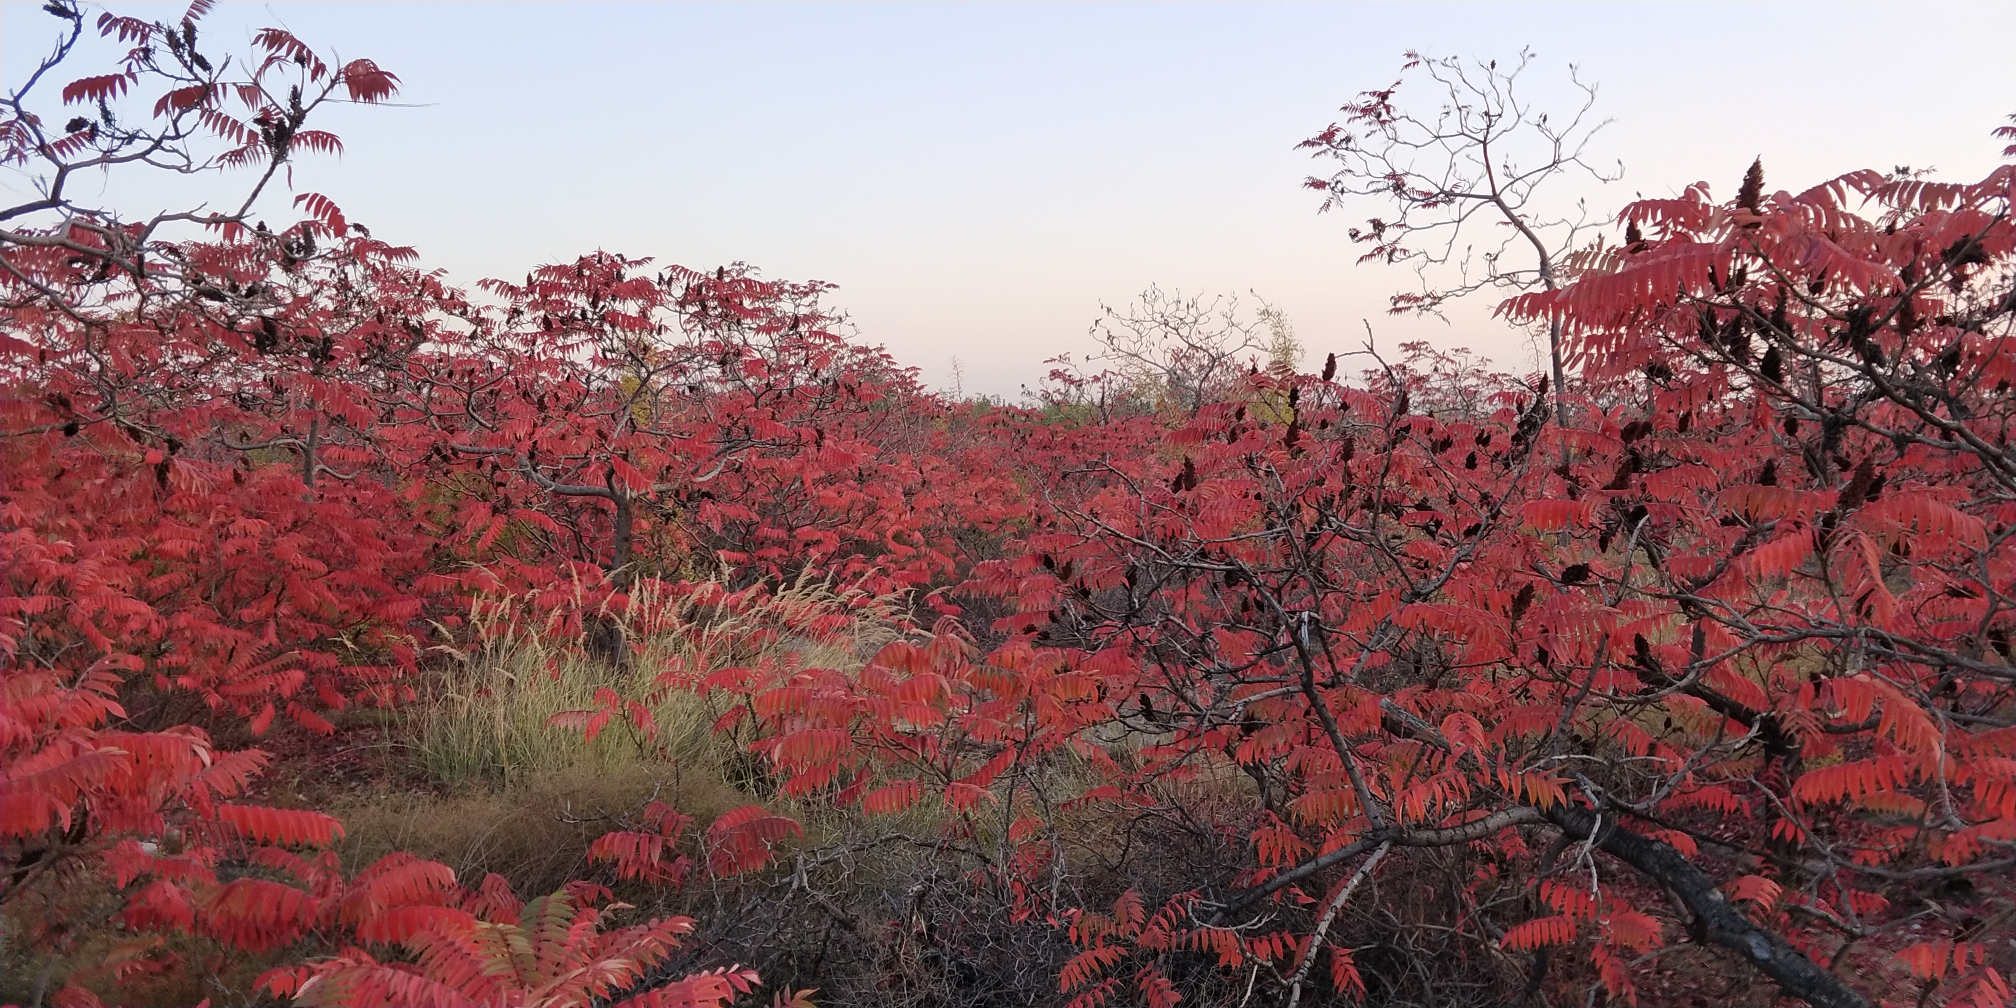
[274, 885, 756, 1008]
[5, 11, 2016, 1008]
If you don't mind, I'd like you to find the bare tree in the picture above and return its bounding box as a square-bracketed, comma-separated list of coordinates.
[1087, 285, 1272, 416]
[1300, 48, 1619, 423]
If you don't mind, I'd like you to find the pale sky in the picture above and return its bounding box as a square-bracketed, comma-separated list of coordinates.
[5, 2, 2013, 397]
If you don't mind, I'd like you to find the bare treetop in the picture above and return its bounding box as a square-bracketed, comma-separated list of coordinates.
[1089, 285, 1272, 416]
[1301, 49, 1621, 420]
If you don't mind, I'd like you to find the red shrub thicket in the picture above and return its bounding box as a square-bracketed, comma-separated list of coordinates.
[4, 6, 2013, 1007]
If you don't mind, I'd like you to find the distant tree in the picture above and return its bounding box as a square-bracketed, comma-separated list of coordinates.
[1088, 285, 1272, 415]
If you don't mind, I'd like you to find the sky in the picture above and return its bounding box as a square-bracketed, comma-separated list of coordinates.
[5, 1, 2014, 398]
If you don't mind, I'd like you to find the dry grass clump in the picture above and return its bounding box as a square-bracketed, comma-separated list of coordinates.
[343, 572, 913, 889]
[332, 764, 750, 898]
[406, 572, 904, 787]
